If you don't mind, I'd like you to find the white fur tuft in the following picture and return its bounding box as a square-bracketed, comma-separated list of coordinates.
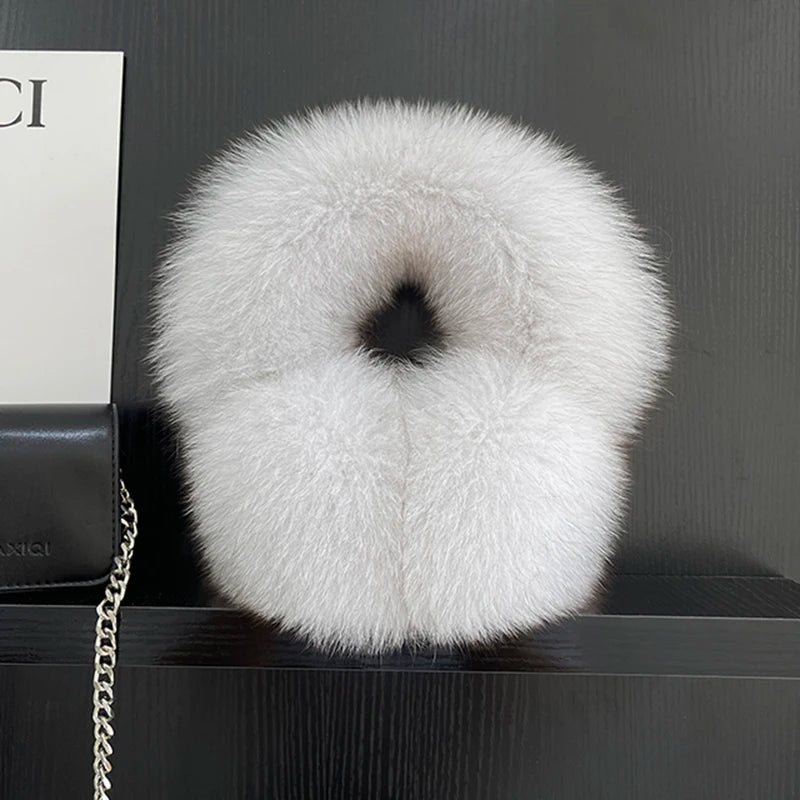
[153, 100, 670, 651]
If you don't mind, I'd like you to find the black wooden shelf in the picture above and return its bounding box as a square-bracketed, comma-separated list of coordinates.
[1, 576, 799, 677]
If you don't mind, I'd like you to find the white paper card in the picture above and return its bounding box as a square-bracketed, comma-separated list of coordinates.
[0, 51, 123, 403]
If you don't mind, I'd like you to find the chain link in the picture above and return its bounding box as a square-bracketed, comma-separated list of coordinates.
[92, 479, 139, 800]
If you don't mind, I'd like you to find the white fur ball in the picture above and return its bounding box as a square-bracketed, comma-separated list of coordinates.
[153, 100, 670, 652]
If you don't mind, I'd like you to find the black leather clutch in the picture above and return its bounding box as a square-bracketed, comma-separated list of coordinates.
[0, 404, 119, 592]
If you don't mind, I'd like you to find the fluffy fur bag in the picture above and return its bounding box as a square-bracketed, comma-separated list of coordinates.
[154, 100, 670, 652]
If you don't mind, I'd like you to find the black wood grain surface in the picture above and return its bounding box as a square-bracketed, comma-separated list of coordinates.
[2, 0, 799, 591]
[3, 577, 800, 675]
[1, 665, 799, 800]
[4, 603, 800, 678]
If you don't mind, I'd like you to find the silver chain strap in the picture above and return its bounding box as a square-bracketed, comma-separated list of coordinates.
[92, 479, 139, 800]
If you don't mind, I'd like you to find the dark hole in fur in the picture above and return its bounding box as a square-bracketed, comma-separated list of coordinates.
[360, 282, 444, 366]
